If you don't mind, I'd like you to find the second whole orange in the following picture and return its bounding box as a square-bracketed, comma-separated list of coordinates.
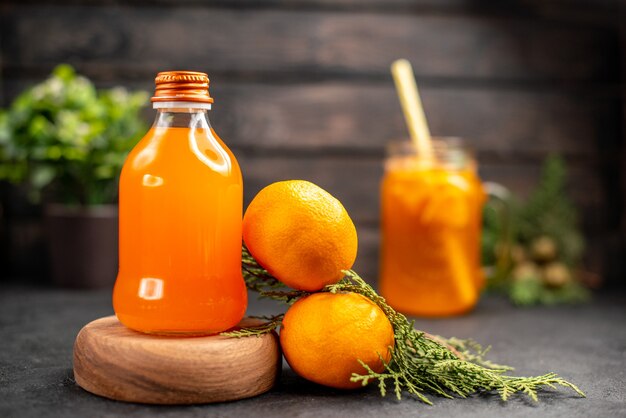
[242, 180, 358, 291]
[280, 292, 395, 389]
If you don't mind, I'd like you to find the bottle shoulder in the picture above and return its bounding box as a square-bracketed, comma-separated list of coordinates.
[123, 127, 242, 180]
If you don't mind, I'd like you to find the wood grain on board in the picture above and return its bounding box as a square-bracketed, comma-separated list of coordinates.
[73, 316, 281, 404]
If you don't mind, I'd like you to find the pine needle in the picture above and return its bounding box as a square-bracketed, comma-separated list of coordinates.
[234, 247, 585, 404]
[220, 314, 284, 338]
[335, 270, 584, 403]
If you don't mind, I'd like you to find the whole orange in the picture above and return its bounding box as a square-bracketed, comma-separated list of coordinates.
[242, 180, 358, 291]
[280, 292, 395, 389]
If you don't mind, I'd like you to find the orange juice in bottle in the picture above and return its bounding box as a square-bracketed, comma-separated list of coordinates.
[113, 71, 247, 334]
[379, 138, 485, 317]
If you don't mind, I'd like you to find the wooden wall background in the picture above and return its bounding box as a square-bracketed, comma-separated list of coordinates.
[0, 0, 624, 287]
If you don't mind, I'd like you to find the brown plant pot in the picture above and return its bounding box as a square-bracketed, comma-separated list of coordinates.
[43, 204, 118, 289]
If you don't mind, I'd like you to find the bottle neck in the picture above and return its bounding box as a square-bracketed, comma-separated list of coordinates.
[152, 102, 213, 130]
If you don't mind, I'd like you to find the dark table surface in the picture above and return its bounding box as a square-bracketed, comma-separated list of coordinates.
[1, 285, 625, 418]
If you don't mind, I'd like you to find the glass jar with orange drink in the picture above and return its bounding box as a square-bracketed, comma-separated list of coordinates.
[379, 138, 486, 317]
[113, 71, 247, 334]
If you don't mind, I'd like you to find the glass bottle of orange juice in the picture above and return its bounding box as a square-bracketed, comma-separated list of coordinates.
[379, 138, 485, 317]
[113, 71, 247, 334]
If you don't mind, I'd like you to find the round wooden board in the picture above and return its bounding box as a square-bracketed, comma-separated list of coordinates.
[73, 316, 281, 404]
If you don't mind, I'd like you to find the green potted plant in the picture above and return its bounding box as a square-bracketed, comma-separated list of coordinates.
[0, 64, 148, 287]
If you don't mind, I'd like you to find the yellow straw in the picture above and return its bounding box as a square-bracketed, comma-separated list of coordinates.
[391, 59, 434, 161]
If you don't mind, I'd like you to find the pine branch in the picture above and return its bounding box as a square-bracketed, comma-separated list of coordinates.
[238, 250, 585, 404]
[242, 243, 309, 304]
[437, 337, 513, 371]
[517, 155, 584, 265]
[334, 271, 584, 403]
[242, 243, 285, 293]
[220, 314, 284, 338]
[483, 155, 590, 305]
[510, 278, 590, 306]
[259, 289, 310, 304]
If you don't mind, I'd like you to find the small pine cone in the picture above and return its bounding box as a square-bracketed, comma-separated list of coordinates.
[531, 236, 558, 262]
[542, 262, 572, 288]
[512, 262, 540, 282]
